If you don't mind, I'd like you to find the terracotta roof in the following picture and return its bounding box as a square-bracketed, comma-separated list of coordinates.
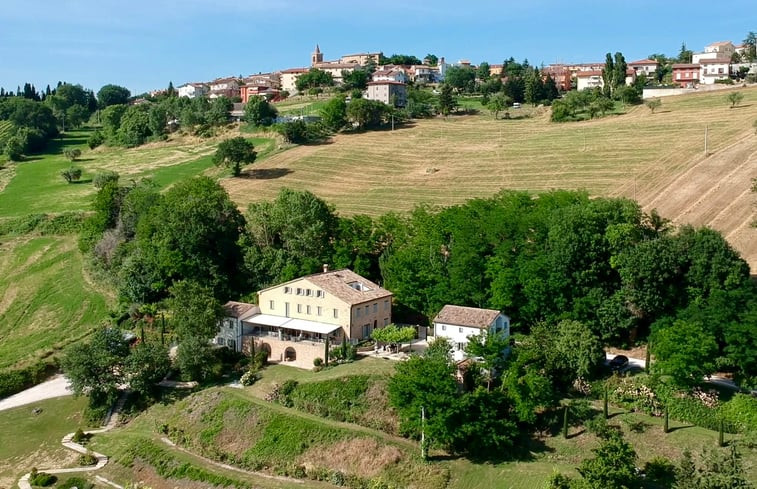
[259, 269, 392, 305]
[434, 305, 502, 329]
[280, 68, 308, 74]
[699, 57, 732, 64]
[224, 301, 259, 319]
[708, 41, 733, 47]
[367, 81, 407, 86]
[314, 63, 359, 69]
[629, 59, 659, 65]
[672, 63, 700, 69]
[341, 52, 381, 57]
[576, 70, 603, 77]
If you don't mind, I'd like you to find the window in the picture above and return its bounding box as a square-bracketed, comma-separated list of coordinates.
[441, 325, 446, 331]
[384, 318, 389, 326]
[316, 290, 324, 298]
[365, 305, 369, 314]
[333, 308, 339, 319]
[459, 327, 463, 333]
[373, 303, 378, 313]
[216, 337, 225, 345]
[356, 308, 361, 318]
[269, 300, 274, 310]
[227, 339, 236, 351]
[296, 288, 303, 295]
[284, 286, 291, 294]
[297, 304, 302, 313]
[317, 306, 322, 316]
[676, 73, 681, 80]
[306, 305, 311, 315]
[306, 289, 312, 296]
[384, 300, 390, 310]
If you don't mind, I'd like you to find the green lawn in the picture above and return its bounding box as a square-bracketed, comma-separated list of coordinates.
[0, 235, 112, 371]
[0, 396, 91, 489]
[0, 129, 278, 218]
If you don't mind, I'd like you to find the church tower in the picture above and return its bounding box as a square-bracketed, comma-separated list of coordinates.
[311, 44, 323, 66]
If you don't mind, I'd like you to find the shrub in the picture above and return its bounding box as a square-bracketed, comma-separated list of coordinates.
[29, 470, 57, 486]
[87, 130, 105, 149]
[72, 428, 88, 443]
[313, 357, 323, 367]
[79, 451, 97, 466]
[643, 457, 677, 487]
[93, 170, 119, 190]
[585, 413, 615, 439]
[61, 166, 82, 183]
[59, 477, 94, 489]
[239, 369, 259, 386]
[0, 360, 56, 398]
[63, 148, 82, 161]
[719, 394, 757, 432]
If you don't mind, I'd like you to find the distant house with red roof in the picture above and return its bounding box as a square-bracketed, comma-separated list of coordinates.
[672, 63, 700, 87]
[628, 59, 660, 77]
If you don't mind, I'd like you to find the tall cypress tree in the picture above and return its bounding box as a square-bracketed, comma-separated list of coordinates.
[601, 53, 614, 98]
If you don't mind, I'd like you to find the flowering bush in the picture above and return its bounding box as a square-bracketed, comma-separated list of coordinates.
[240, 369, 259, 387]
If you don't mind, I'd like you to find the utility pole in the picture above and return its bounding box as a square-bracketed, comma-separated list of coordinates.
[420, 406, 427, 460]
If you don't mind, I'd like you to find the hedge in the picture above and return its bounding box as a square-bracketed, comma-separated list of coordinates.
[0, 359, 58, 399]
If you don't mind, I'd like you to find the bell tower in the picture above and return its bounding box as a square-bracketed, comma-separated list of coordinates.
[311, 44, 323, 66]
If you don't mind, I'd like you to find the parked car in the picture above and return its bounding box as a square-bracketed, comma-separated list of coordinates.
[609, 355, 629, 371]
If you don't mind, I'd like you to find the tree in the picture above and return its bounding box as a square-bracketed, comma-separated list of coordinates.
[678, 42, 693, 63]
[371, 324, 416, 347]
[244, 96, 277, 127]
[444, 66, 476, 91]
[207, 96, 232, 126]
[176, 335, 217, 381]
[167, 280, 225, 341]
[4, 135, 25, 161]
[387, 352, 460, 448]
[487, 93, 511, 119]
[61, 328, 129, 408]
[742, 31, 757, 62]
[295, 68, 333, 93]
[465, 330, 511, 388]
[601, 53, 615, 98]
[63, 148, 81, 161]
[117, 104, 152, 147]
[437, 84, 457, 116]
[61, 166, 82, 183]
[97, 84, 131, 108]
[341, 69, 369, 91]
[554, 319, 605, 380]
[124, 342, 170, 397]
[646, 98, 662, 113]
[577, 430, 640, 489]
[650, 320, 718, 387]
[320, 95, 347, 131]
[213, 137, 256, 176]
[346, 98, 387, 129]
[727, 92, 744, 108]
[476, 62, 491, 81]
[424, 54, 439, 66]
[65, 104, 89, 128]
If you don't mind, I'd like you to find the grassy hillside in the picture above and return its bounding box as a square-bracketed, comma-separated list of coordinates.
[0, 235, 112, 371]
[221, 86, 757, 268]
[0, 128, 278, 218]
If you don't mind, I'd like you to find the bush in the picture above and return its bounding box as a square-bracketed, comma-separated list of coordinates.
[719, 394, 757, 432]
[0, 360, 56, 398]
[29, 469, 57, 486]
[313, 357, 323, 367]
[643, 456, 677, 487]
[63, 148, 82, 161]
[78, 451, 97, 466]
[87, 130, 105, 149]
[239, 369, 259, 386]
[72, 428, 88, 443]
[93, 170, 119, 190]
[61, 166, 83, 183]
[59, 477, 94, 489]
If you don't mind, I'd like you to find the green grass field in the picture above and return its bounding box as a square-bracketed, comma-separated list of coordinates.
[0, 396, 91, 489]
[0, 235, 112, 371]
[0, 129, 277, 218]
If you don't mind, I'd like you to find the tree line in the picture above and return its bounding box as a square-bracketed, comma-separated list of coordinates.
[79, 179, 757, 389]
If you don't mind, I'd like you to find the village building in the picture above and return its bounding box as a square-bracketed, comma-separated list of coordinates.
[433, 305, 510, 362]
[365, 81, 407, 107]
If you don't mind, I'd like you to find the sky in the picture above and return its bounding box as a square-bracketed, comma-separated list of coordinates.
[0, 0, 754, 95]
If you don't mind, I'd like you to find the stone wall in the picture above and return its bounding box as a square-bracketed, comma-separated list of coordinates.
[243, 336, 327, 370]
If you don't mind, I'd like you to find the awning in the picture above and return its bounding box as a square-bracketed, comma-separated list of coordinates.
[283, 318, 341, 335]
[243, 314, 341, 335]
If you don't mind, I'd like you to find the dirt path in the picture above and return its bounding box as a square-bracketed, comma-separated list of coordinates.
[0, 375, 72, 412]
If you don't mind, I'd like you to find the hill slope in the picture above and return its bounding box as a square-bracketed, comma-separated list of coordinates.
[221, 87, 757, 269]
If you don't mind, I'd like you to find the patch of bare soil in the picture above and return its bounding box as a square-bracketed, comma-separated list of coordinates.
[300, 438, 402, 478]
[354, 381, 399, 435]
[214, 408, 263, 459]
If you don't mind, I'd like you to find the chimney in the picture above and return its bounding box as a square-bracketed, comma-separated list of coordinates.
[323, 264, 329, 273]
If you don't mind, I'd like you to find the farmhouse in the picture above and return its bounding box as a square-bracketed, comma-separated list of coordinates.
[208, 77, 240, 99]
[575, 68, 636, 91]
[365, 81, 407, 107]
[699, 58, 731, 84]
[433, 305, 510, 361]
[177, 82, 208, 98]
[279, 68, 309, 93]
[214, 267, 393, 369]
[672, 63, 700, 87]
[628, 59, 660, 77]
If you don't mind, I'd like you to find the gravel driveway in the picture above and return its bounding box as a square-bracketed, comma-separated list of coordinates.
[0, 374, 73, 412]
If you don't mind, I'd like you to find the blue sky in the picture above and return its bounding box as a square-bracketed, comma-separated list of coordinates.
[0, 0, 753, 95]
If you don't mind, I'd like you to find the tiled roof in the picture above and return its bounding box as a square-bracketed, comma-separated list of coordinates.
[280, 68, 308, 74]
[224, 301, 259, 319]
[434, 305, 502, 329]
[629, 59, 659, 65]
[699, 57, 732, 64]
[367, 81, 406, 86]
[576, 70, 603, 77]
[304, 269, 392, 304]
[708, 41, 733, 47]
[672, 63, 700, 69]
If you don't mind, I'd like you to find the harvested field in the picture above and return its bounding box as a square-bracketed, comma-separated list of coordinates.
[221, 87, 757, 269]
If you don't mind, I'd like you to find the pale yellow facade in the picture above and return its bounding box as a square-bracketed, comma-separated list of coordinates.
[258, 276, 392, 341]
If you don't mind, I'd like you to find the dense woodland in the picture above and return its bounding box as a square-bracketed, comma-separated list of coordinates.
[78, 178, 757, 390]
